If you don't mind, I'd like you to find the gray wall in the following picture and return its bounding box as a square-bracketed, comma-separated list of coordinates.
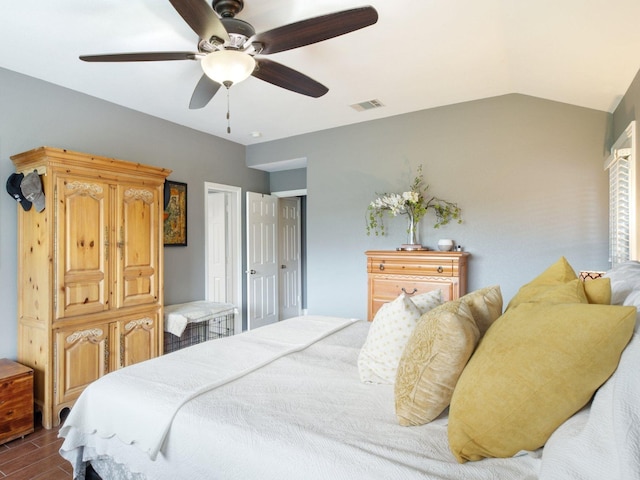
[0, 65, 620, 359]
[248, 94, 612, 319]
[613, 66, 640, 141]
[0, 67, 269, 359]
[270, 168, 307, 192]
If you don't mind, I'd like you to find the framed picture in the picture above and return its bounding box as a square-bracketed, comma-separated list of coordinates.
[164, 180, 187, 246]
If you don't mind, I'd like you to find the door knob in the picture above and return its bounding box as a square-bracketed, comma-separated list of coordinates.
[249, 269, 256, 274]
[281, 265, 287, 269]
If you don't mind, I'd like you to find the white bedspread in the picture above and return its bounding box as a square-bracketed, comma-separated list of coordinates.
[60, 315, 356, 460]
[59, 316, 543, 480]
[539, 330, 640, 480]
[59, 316, 640, 480]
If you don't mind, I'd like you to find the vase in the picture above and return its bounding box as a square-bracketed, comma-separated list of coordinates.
[405, 213, 421, 248]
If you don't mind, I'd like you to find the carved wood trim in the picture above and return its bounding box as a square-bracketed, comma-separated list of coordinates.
[65, 180, 104, 198]
[66, 328, 104, 344]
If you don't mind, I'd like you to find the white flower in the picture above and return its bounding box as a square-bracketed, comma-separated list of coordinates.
[402, 191, 419, 204]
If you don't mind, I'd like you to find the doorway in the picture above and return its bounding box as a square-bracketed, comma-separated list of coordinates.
[204, 182, 242, 334]
[246, 191, 305, 330]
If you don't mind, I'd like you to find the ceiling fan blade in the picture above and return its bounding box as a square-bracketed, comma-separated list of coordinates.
[80, 52, 199, 62]
[251, 6, 378, 55]
[168, 0, 229, 43]
[189, 74, 222, 109]
[252, 58, 328, 98]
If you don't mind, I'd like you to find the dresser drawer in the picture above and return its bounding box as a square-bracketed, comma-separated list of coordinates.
[367, 256, 455, 277]
[369, 277, 457, 320]
[370, 277, 456, 303]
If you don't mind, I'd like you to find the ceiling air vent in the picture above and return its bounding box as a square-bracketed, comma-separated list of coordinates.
[350, 99, 384, 112]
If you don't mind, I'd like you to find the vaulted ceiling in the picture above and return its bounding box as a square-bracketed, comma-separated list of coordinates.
[2, 0, 640, 145]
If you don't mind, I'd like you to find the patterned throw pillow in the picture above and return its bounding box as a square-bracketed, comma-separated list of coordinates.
[395, 299, 480, 425]
[358, 292, 442, 384]
[460, 285, 502, 336]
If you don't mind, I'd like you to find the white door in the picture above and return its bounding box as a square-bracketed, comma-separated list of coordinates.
[204, 182, 242, 335]
[246, 192, 279, 330]
[278, 197, 301, 319]
[207, 192, 227, 301]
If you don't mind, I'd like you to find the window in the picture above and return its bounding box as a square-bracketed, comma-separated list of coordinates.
[605, 121, 636, 267]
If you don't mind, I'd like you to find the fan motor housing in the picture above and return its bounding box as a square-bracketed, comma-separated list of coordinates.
[221, 17, 255, 39]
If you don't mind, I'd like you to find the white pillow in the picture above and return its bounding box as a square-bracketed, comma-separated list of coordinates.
[410, 289, 444, 314]
[605, 261, 640, 305]
[359, 293, 442, 384]
[605, 261, 640, 331]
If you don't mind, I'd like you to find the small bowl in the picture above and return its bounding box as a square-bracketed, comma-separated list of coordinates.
[437, 239, 454, 251]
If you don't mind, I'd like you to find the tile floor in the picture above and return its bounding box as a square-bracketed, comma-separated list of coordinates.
[0, 414, 72, 479]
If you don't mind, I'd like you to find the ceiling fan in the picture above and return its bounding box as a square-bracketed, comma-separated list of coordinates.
[80, 0, 379, 110]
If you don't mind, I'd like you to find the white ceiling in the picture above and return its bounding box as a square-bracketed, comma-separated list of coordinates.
[2, 0, 640, 147]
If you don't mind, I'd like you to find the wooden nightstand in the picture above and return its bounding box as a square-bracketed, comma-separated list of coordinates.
[366, 250, 470, 320]
[0, 359, 34, 444]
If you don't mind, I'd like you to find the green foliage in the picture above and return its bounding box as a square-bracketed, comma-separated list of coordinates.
[366, 165, 462, 236]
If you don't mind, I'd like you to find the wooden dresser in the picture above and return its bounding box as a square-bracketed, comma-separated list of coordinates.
[366, 250, 470, 320]
[0, 359, 34, 444]
[11, 147, 171, 428]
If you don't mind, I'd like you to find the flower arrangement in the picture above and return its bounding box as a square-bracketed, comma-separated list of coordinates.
[366, 165, 462, 239]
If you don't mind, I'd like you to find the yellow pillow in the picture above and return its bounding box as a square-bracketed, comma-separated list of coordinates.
[460, 285, 503, 336]
[448, 303, 636, 463]
[506, 257, 587, 309]
[395, 300, 479, 426]
[584, 277, 611, 305]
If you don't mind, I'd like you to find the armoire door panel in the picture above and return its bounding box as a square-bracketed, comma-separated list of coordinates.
[110, 312, 158, 369]
[56, 177, 110, 318]
[116, 185, 159, 308]
[55, 324, 109, 406]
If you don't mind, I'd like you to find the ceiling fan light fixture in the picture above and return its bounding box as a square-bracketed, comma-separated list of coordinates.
[202, 50, 255, 86]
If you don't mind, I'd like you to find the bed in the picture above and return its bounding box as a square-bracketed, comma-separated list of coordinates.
[59, 260, 640, 480]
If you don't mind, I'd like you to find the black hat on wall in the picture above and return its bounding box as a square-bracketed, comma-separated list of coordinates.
[6, 173, 32, 211]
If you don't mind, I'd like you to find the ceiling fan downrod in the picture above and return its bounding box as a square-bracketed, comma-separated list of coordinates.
[212, 0, 244, 18]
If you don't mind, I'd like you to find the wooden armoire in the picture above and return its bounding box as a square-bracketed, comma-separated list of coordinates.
[11, 147, 171, 428]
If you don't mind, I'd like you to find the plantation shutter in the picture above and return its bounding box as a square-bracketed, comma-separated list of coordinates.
[605, 121, 636, 268]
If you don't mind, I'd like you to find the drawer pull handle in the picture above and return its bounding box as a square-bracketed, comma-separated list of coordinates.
[402, 288, 418, 295]
[437, 266, 444, 273]
[379, 264, 385, 271]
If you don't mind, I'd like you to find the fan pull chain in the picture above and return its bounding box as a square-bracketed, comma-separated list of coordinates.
[226, 86, 231, 134]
